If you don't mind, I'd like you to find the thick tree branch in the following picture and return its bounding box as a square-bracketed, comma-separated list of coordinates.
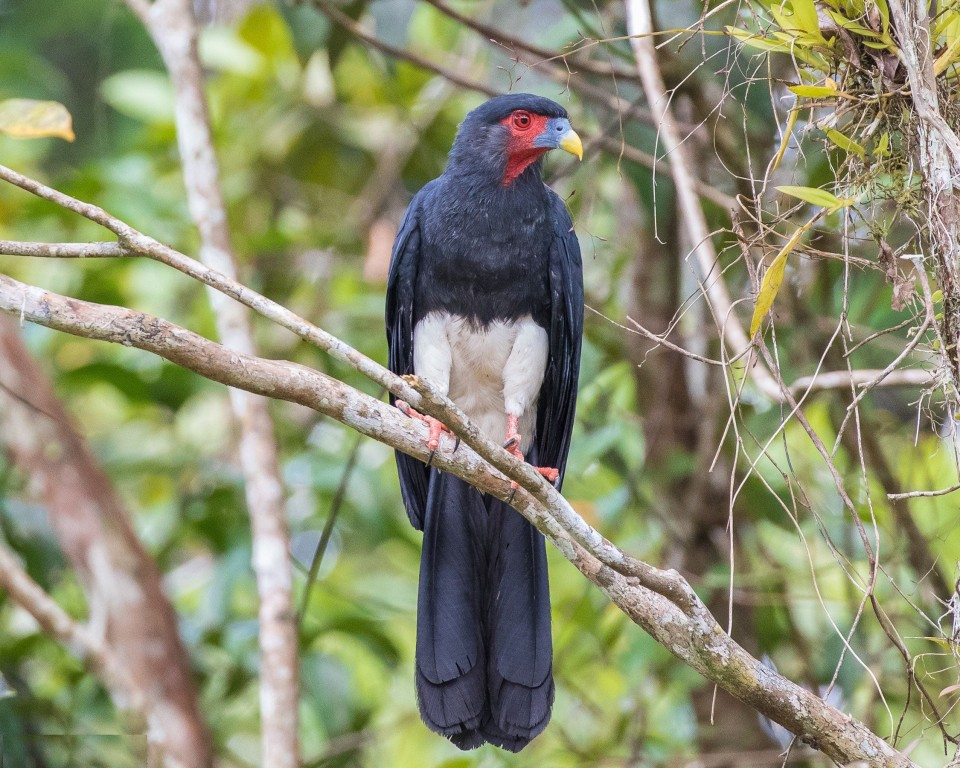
[131, 0, 298, 763]
[0, 318, 211, 768]
[0, 162, 419, 406]
[0, 273, 917, 767]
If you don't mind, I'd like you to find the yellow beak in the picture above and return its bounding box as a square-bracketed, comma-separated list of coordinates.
[558, 129, 583, 161]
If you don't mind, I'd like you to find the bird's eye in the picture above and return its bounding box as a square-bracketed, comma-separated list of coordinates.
[512, 111, 533, 130]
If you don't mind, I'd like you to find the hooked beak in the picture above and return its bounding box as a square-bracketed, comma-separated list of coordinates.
[534, 117, 584, 161]
[558, 128, 583, 161]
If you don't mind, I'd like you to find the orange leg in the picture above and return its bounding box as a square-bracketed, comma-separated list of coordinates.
[396, 400, 453, 452]
[504, 413, 560, 486]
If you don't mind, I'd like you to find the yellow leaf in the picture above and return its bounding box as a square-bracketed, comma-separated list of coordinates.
[934, 32, 960, 75]
[788, 84, 839, 98]
[770, 109, 800, 173]
[0, 99, 75, 141]
[792, 0, 823, 39]
[750, 223, 811, 336]
[873, 131, 890, 157]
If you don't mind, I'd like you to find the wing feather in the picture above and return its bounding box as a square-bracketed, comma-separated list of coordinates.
[386, 182, 439, 530]
[533, 191, 583, 486]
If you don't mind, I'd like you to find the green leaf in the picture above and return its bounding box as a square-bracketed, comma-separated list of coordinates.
[0, 98, 74, 141]
[873, 131, 890, 156]
[101, 70, 174, 124]
[725, 26, 794, 54]
[776, 185, 855, 209]
[825, 127, 867, 156]
[788, 84, 839, 97]
[874, 0, 890, 33]
[792, 0, 822, 38]
[770, 108, 800, 172]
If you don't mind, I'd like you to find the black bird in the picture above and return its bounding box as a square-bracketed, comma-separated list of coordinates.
[385, 93, 584, 752]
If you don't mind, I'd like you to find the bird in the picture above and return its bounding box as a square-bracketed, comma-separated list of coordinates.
[385, 93, 584, 752]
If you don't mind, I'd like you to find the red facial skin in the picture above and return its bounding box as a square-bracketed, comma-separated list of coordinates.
[499, 110, 551, 186]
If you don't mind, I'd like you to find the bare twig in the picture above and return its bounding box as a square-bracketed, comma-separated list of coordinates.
[788, 367, 933, 395]
[888, 484, 960, 500]
[624, 0, 782, 402]
[586, 304, 725, 365]
[421, 0, 642, 82]
[0, 240, 124, 258]
[297, 431, 364, 622]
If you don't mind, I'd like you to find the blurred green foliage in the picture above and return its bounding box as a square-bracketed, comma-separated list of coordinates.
[0, 0, 959, 765]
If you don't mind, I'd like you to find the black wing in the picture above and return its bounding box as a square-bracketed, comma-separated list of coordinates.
[533, 191, 583, 487]
[385, 182, 437, 530]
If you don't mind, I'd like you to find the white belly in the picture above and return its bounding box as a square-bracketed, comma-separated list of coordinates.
[413, 312, 549, 451]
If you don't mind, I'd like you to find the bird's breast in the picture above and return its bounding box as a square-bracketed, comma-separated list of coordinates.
[413, 312, 548, 451]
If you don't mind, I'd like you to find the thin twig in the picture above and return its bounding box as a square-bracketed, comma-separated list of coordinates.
[888, 483, 960, 500]
[585, 304, 725, 365]
[0, 240, 124, 258]
[297, 431, 364, 622]
[422, 0, 642, 82]
[624, 0, 782, 402]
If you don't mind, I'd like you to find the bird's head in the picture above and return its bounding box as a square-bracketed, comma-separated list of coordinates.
[447, 94, 583, 187]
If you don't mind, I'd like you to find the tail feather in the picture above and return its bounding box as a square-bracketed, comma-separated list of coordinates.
[415, 471, 487, 746]
[415, 471, 554, 752]
[483, 496, 554, 751]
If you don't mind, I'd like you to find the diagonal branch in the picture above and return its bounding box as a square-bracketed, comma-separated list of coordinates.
[0, 272, 919, 768]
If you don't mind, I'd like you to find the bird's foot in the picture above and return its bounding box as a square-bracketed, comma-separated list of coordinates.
[503, 413, 560, 488]
[504, 413, 524, 460]
[396, 401, 454, 464]
[507, 466, 562, 496]
[535, 466, 560, 484]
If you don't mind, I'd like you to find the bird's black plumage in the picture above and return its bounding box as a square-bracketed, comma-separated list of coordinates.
[385, 93, 583, 752]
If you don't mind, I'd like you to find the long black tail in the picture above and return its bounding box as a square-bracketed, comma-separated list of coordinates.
[415, 470, 554, 752]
